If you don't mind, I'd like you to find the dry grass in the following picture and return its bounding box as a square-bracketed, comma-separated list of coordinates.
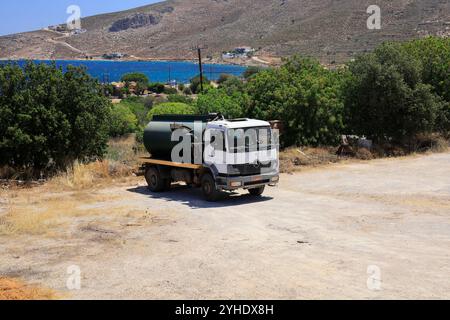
[0, 195, 76, 236]
[279, 135, 449, 174]
[280, 147, 340, 173]
[1, 135, 142, 185]
[0, 136, 144, 237]
[412, 134, 449, 153]
[0, 278, 57, 300]
[50, 160, 133, 190]
[0, 187, 122, 237]
[48, 136, 144, 190]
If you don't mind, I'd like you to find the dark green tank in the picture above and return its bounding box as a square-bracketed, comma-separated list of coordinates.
[143, 114, 216, 160]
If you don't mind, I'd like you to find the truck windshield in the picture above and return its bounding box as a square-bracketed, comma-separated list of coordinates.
[227, 127, 273, 153]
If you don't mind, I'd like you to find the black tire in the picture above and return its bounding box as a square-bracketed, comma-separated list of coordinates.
[201, 173, 221, 202]
[248, 186, 265, 196]
[145, 167, 166, 192]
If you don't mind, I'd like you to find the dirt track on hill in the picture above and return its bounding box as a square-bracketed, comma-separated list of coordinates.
[1, 153, 450, 299]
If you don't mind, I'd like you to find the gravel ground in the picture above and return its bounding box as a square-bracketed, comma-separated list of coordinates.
[1, 152, 449, 299]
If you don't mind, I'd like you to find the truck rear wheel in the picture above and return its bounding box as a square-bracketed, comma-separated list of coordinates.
[201, 174, 221, 202]
[145, 167, 167, 193]
[248, 186, 265, 196]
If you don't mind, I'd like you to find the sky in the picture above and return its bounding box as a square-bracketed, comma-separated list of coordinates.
[0, 0, 161, 36]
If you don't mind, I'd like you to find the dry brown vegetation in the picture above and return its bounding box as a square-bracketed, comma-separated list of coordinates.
[280, 135, 449, 174]
[0, 186, 129, 237]
[51, 135, 144, 190]
[0, 277, 57, 300]
[279, 147, 340, 173]
[0, 136, 146, 237]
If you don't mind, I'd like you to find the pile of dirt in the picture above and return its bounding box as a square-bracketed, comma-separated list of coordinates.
[0, 278, 57, 300]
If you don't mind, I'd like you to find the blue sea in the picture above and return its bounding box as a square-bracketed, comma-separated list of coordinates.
[3, 60, 247, 84]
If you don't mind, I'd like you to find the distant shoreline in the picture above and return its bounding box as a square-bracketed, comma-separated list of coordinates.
[0, 56, 269, 67]
[1, 58, 248, 83]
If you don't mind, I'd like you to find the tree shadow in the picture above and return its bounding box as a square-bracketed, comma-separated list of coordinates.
[127, 184, 274, 209]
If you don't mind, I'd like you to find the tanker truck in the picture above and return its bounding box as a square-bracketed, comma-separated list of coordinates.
[141, 113, 280, 201]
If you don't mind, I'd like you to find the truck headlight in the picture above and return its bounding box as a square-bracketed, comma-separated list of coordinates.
[230, 181, 242, 187]
[271, 176, 279, 183]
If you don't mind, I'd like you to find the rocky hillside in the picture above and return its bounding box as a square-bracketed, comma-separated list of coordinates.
[0, 0, 448, 64]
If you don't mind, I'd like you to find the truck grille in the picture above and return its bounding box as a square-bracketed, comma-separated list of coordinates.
[229, 162, 272, 176]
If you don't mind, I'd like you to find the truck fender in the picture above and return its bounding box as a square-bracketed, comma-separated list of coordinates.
[201, 164, 219, 180]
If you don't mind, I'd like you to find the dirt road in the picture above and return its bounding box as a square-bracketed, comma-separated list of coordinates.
[1, 153, 450, 299]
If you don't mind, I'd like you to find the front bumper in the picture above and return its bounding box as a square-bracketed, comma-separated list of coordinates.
[216, 173, 280, 191]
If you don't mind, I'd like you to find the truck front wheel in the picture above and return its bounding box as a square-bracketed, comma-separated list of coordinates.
[145, 167, 168, 193]
[248, 186, 265, 196]
[201, 174, 221, 202]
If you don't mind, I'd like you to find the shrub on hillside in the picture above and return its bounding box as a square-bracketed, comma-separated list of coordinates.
[148, 82, 165, 94]
[164, 87, 178, 95]
[217, 73, 233, 84]
[189, 75, 211, 94]
[247, 56, 345, 146]
[121, 72, 149, 95]
[183, 86, 193, 95]
[146, 102, 198, 120]
[0, 62, 111, 173]
[116, 97, 150, 127]
[197, 88, 248, 119]
[109, 104, 139, 137]
[167, 94, 194, 104]
[218, 75, 245, 95]
[243, 66, 264, 79]
[121, 72, 149, 85]
[344, 42, 446, 143]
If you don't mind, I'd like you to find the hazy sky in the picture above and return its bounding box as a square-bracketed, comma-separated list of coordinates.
[0, 0, 161, 36]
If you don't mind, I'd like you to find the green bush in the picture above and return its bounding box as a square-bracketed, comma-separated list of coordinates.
[121, 72, 149, 85]
[401, 37, 450, 134]
[121, 72, 149, 95]
[116, 97, 150, 127]
[243, 66, 263, 80]
[183, 86, 193, 95]
[102, 84, 114, 97]
[189, 75, 211, 94]
[247, 56, 345, 146]
[168, 94, 194, 104]
[143, 96, 155, 109]
[109, 104, 139, 137]
[147, 102, 198, 120]
[164, 87, 178, 95]
[148, 82, 165, 94]
[344, 42, 446, 143]
[218, 76, 245, 95]
[217, 73, 233, 84]
[401, 37, 450, 102]
[0, 62, 112, 171]
[197, 89, 248, 119]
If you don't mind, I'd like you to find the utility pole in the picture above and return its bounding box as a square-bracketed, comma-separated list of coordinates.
[190, 45, 208, 93]
[197, 48, 204, 93]
[168, 65, 171, 84]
